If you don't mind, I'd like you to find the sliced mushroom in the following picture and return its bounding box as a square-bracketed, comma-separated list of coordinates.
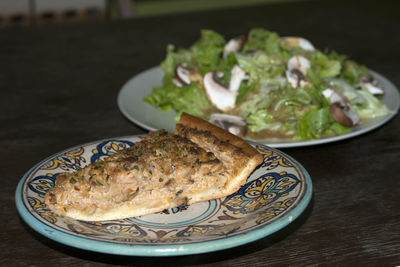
[203, 65, 247, 112]
[204, 72, 236, 112]
[330, 102, 357, 127]
[210, 114, 246, 137]
[172, 64, 203, 87]
[321, 88, 331, 98]
[223, 35, 246, 58]
[360, 74, 384, 95]
[175, 64, 191, 84]
[172, 77, 184, 87]
[322, 88, 360, 127]
[229, 65, 248, 92]
[281, 37, 315, 51]
[364, 83, 384, 95]
[286, 55, 311, 88]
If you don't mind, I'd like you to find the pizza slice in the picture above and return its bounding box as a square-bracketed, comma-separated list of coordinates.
[44, 113, 263, 221]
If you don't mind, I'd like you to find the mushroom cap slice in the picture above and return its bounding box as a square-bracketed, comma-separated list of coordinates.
[223, 35, 246, 58]
[203, 72, 237, 112]
[330, 102, 359, 127]
[321, 88, 335, 99]
[322, 88, 360, 127]
[210, 114, 246, 137]
[172, 77, 184, 87]
[173, 64, 203, 88]
[203, 65, 248, 112]
[175, 64, 191, 85]
[281, 37, 315, 51]
[360, 74, 384, 95]
[364, 83, 384, 95]
[287, 55, 311, 73]
[229, 65, 248, 92]
[286, 55, 311, 88]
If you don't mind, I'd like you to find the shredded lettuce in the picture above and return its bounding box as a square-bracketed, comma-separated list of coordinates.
[246, 109, 295, 134]
[341, 60, 368, 85]
[160, 29, 226, 77]
[237, 84, 274, 118]
[161, 44, 192, 78]
[243, 28, 288, 58]
[297, 107, 351, 140]
[143, 82, 216, 121]
[354, 86, 392, 119]
[236, 51, 286, 85]
[309, 51, 341, 79]
[326, 78, 367, 105]
[189, 30, 226, 74]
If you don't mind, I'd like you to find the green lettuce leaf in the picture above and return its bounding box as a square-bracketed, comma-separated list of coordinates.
[143, 82, 216, 120]
[309, 51, 341, 79]
[189, 29, 226, 74]
[236, 51, 286, 85]
[243, 28, 288, 57]
[354, 86, 392, 119]
[246, 109, 294, 134]
[160, 44, 192, 77]
[297, 107, 351, 139]
[340, 60, 368, 85]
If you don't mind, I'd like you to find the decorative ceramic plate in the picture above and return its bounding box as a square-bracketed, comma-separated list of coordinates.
[16, 136, 312, 256]
[117, 66, 400, 148]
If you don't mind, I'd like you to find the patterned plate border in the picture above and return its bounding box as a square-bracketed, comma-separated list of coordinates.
[15, 135, 312, 256]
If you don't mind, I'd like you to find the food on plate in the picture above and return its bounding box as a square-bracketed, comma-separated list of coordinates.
[44, 113, 263, 221]
[144, 28, 392, 141]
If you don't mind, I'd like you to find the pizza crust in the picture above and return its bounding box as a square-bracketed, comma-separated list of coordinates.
[178, 112, 261, 159]
[176, 113, 263, 197]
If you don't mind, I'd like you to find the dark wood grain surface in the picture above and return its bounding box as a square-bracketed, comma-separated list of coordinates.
[2, 0, 400, 266]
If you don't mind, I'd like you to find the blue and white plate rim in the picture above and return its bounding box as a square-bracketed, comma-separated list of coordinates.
[15, 135, 313, 256]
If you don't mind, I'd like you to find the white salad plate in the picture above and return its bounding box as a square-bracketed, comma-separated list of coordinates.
[117, 66, 400, 148]
[16, 136, 312, 256]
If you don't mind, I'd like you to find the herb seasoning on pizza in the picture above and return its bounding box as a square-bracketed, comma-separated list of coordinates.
[44, 113, 263, 221]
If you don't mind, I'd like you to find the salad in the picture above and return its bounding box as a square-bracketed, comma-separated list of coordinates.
[144, 28, 392, 141]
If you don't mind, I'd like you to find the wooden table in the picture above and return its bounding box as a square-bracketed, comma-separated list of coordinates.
[2, 0, 399, 265]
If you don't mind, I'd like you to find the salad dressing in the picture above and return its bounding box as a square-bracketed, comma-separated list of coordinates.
[247, 129, 292, 140]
